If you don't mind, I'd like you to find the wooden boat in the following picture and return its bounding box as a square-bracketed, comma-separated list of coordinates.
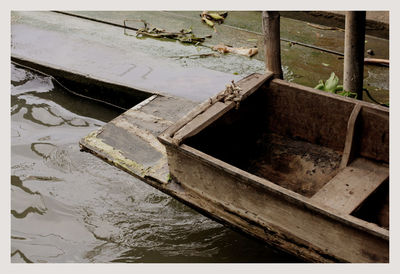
[158, 72, 389, 263]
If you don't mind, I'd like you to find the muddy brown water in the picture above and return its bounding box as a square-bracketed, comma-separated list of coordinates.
[10, 64, 300, 263]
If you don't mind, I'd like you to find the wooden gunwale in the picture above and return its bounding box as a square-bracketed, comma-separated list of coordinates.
[271, 79, 388, 112]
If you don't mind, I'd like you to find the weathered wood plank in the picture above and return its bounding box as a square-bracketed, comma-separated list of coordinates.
[238, 72, 275, 101]
[311, 157, 388, 214]
[270, 78, 388, 110]
[80, 94, 198, 183]
[359, 107, 389, 163]
[121, 109, 174, 136]
[340, 103, 362, 169]
[266, 79, 355, 152]
[172, 101, 233, 144]
[161, 72, 273, 140]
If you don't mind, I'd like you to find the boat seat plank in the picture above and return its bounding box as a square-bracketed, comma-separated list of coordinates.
[311, 157, 388, 214]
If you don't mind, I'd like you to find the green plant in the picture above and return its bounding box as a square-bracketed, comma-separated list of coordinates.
[315, 72, 357, 98]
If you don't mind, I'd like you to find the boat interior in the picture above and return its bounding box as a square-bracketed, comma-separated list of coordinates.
[184, 79, 389, 229]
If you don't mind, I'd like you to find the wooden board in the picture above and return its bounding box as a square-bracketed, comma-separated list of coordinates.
[359, 107, 389, 163]
[267, 79, 389, 153]
[311, 157, 388, 214]
[80, 94, 198, 183]
[340, 104, 362, 168]
[164, 72, 274, 145]
[172, 101, 233, 144]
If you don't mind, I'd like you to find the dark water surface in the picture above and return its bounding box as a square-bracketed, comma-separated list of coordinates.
[10, 64, 300, 263]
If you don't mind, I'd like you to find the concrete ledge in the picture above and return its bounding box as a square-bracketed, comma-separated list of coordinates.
[280, 11, 389, 39]
[11, 55, 153, 110]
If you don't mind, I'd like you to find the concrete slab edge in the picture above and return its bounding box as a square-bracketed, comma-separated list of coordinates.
[11, 54, 164, 109]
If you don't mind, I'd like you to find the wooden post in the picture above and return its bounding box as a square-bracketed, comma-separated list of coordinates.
[262, 11, 283, 79]
[343, 11, 366, 100]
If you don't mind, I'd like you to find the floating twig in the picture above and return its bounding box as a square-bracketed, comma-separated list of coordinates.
[364, 58, 389, 67]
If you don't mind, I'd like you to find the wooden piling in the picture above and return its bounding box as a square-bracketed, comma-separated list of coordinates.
[262, 11, 283, 79]
[344, 11, 366, 100]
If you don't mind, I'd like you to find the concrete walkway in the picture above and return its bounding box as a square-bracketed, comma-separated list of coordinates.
[12, 11, 389, 104]
[11, 11, 241, 103]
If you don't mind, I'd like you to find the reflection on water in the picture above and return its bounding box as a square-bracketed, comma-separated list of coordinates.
[11, 64, 299, 263]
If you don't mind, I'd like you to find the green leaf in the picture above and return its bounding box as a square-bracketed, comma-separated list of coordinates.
[209, 13, 225, 21]
[314, 80, 325, 90]
[337, 91, 357, 98]
[314, 73, 360, 99]
[203, 17, 215, 27]
[218, 11, 228, 18]
[335, 85, 343, 92]
[324, 72, 339, 92]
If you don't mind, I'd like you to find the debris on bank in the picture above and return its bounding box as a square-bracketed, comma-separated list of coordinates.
[212, 44, 258, 57]
[364, 58, 389, 66]
[124, 16, 259, 59]
[124, 19, 212, 45]
[169, 53, 220, 59]
[200, 11, 228, 31]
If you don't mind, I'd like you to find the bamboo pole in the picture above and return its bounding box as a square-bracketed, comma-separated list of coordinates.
[262, 11, 283, 79]
[343, 11, 366, 100]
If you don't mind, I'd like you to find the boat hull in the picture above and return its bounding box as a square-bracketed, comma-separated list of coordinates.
[158, 73, 389, 262]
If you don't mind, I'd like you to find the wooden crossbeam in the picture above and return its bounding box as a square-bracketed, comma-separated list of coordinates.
[340, 103, 362, 169]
